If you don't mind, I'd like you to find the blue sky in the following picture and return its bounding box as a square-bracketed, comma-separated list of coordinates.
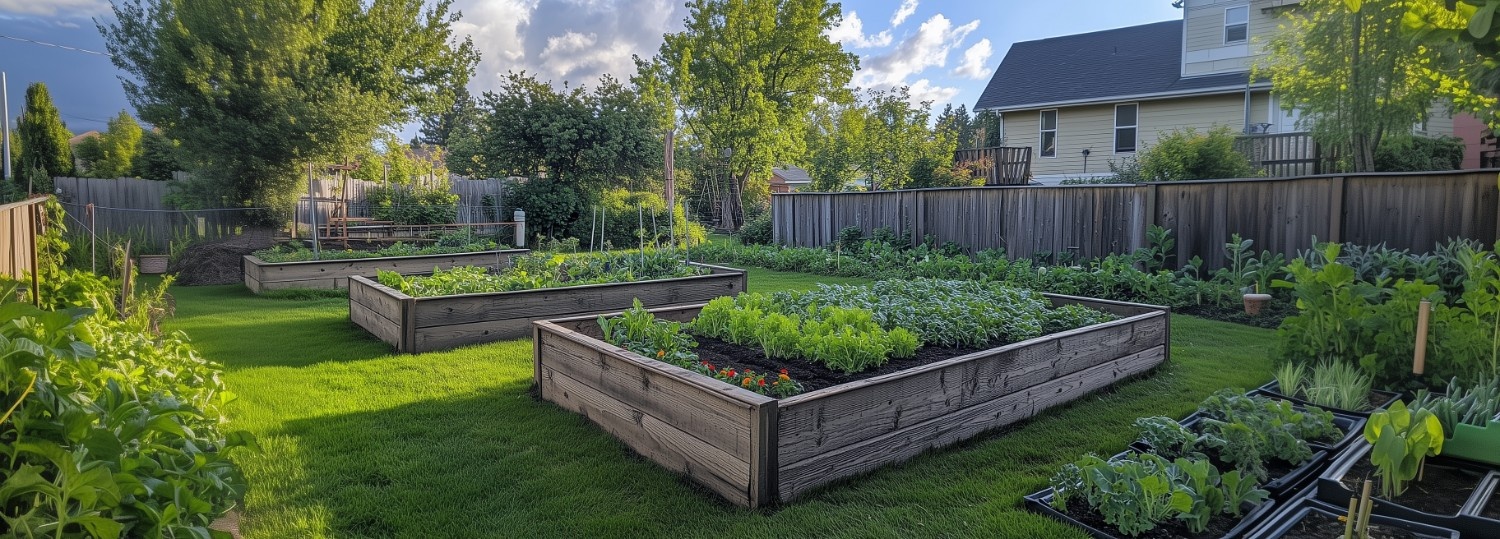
[0, 0, 1183, 136]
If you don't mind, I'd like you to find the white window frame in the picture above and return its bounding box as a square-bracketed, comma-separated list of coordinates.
[1039, 109, 1058, 158]
[1114, 103, 1138, 154]
[1224, 6, 1249, 44]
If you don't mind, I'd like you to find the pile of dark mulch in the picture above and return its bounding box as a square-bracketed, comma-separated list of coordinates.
[171, 229, 278, 286]
[1177, 299, 1298, 329]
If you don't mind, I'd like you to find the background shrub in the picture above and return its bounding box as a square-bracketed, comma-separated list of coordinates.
[737, 213, 774, 245]
[366, 184, 459, 225]
[1139, 126, 1257, 182]
[1374, 135, 1464, 172]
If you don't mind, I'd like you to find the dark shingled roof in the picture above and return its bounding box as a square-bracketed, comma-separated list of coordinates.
[772, 165, 812, 184]
[974, 20, 1250, 112]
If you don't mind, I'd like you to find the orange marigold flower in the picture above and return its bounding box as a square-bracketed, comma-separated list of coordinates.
[778, 373, 791, 381]
[656, 350, 665, 358]
[742, 377, 752, 387]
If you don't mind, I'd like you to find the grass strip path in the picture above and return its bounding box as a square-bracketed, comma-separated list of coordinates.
[166, 267, 1273, 538]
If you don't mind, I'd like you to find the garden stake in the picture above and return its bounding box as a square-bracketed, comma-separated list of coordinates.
[589, 206, 597, 252]
[1415, 299, 1431, 376]
[638, 203, 645, 267]
[1343, 497, 1357, 538]
[1358, 479, 1374, 538]
[651, 206, 658, 248]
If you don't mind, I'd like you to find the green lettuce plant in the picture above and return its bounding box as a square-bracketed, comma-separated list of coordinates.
[1363, 401, 1445, 498]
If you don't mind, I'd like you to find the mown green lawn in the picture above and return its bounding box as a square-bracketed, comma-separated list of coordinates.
[166, 266, 1275, 538]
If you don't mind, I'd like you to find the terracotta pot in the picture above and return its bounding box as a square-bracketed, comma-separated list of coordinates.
[1243, 293, 1272, 316]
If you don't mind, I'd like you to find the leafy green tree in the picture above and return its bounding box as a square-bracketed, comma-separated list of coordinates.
[476, 71, 660, 188]
[73, 135, 102, 176]
[806, 100, 866, 191]
[1402, 0, 1500, 121]
[857, 88, 932, 191]
[131, 129, 184, 181]
[16, 82, 73, 188]
[635, 0, 858, 228]
[1258, 0, 1475, 171]
[89, 111, 144, 178]
[102, 0, 478, 219]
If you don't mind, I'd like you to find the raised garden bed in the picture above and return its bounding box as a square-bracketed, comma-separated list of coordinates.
[352, 262, 746, 353]
[243, 249, 528, 293]
[1315, 443, 1500, 537]
[531, 294, 1169, 507]
[1243, 487, 1459, 539]
[1024, 484, 1278, 539]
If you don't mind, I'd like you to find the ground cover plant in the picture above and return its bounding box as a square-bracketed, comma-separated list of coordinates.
[251, 231, 502, 263]
[158, 265, 1277, 538]
[1, 213, 249, 536]
[376, 249, 705, 297]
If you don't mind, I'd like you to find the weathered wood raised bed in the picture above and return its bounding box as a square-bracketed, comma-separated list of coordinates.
[351, 263, 747, 353]
[243, 249, 529, 293]
[532, 294, 1170, 508]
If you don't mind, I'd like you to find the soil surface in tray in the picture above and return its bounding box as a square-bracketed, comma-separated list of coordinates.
[1485, 490, 1500, 520]
[1058, 497, 1245, 538]
[577, 325, 1001, 392]
[1338, 459, 1482, 516]
[1281, 509, 1431, 539]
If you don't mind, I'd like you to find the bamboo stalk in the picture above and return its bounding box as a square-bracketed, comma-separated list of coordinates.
[1344, 497, 1358, 539]
[1358, 479, 1375, 539]
[1414, 299, 1431, 375]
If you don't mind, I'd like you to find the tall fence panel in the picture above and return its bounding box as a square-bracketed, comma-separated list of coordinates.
[772, 170, 1500, 270]
[0, 197, 47, 292]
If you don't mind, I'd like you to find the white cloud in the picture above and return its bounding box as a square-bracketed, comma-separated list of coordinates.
[953, 38, 992, 79]
[890, 0, 919, 27]
[905, 79, 959, 105]
[826, 11, 891, 49]
[451, 0, 682, 92]
[855, 13, 979, 89]
[0, 0, 107, 18]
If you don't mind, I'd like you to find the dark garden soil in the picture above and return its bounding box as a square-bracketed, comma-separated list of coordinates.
[1337, 459, 1482, 516]
[1059, 497, 1244, 538]
[576, 324, 1004, 393]
[1178, 299, 1297, 329]
[172, 229, 277, 286]
[1485, 491, 1500, 520]
[1280, 509, 1428, 539]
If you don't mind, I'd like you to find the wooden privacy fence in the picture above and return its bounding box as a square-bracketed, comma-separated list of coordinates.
[954, 146, 1033, 185]
[54, 177, 253, 250]
[0, 196, 48, 300]
[53, 175, 512, 247]
[771, 169, 1500, 270]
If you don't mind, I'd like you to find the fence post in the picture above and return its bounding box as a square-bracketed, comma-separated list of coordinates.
[513, 209, 526, 248]
[1328, 175, 1345, 244]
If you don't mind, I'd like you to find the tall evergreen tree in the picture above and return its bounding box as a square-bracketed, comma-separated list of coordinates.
[417, 85, 475, 147]
[16, 82, 73, 189]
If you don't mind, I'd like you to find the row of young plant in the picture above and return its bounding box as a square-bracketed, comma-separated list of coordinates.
[2, 204, 249, 537]
[595, 280, 1116, 396]
[706, 226, 1290, 313]
[598, 300, 805, 398]
[376, 249, 705, 297]
[252, 230, 505, 263]
[1043, 390, 1348, 537]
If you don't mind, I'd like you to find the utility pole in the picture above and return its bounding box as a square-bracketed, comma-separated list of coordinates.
[1, 72, 10, 184]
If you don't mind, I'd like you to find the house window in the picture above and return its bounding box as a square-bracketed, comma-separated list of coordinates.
[1039, 109, 1057, 158]
[1114, 104, 1138, 153]
[1225, 6, 1248, 44]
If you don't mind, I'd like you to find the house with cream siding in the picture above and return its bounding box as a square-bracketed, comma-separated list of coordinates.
[974, 0, 1456, 183]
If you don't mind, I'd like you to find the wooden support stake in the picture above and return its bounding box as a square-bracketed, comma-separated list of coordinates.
[1344, 497, 1358, 539]
[1414, 299, 1431, 376]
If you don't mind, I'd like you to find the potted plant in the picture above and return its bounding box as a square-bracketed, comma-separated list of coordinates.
[1243, 283, 1273, 316]
[1257, 361, 1400, 418]
[1244, 484, 1460, 539]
